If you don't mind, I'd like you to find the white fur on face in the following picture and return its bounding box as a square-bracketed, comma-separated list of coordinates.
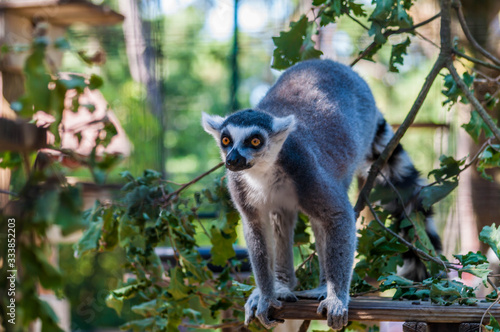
[201, 112, 225, 140]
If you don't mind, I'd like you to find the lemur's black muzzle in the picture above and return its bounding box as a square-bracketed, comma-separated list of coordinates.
[226, 149, 250, 171]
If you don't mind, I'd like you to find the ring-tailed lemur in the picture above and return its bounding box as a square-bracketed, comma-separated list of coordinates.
[202, 59, 441, 329]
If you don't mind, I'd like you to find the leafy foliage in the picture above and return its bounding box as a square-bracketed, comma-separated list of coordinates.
[272, 15, 323, 70]
[74, 170, 257, 331]
[0, 29, 119, 331]
[272, 0, 417, 69]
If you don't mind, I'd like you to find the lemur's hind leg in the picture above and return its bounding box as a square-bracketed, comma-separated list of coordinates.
[271, 209, 298, 302]
[294, 219, 327, 300]
[300, 185, 356, 329]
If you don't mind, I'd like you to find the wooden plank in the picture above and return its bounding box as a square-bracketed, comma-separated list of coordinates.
[0, 0, 124, 26]
[0, 117, 46, 151]
[272, 297, 500, 323]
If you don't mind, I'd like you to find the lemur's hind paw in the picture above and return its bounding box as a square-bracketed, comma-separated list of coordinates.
[244, 289, 283, 328]
[317, 296, 348, 330]
[275, 284, 298, 302]
[294, 285, 327, 301]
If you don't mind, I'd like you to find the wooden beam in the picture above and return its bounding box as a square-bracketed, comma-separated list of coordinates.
[272, 297, 500, 323]
[0, 0, 124, 26]
[0, 118, 46, 152]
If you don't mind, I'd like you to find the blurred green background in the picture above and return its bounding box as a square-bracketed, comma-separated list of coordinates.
[56, 0, 454, 330]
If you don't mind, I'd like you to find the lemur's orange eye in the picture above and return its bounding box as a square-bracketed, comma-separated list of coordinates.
[251, 138, 261, 147]
[222, 137, 231, 146]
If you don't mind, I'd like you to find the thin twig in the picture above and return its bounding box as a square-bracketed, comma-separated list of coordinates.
[351, 288, 381, 297]
[479, 294, 500, 332]
[346, 13, 369, 31]
[181, 321, 243, 330]
[487, 277, 499, 294]
[454, 49, 500, 72]
[377, 171, 428, 251]
[452, 0, 500, 67]
[295, 250, 317, 273]
[447, 62, 500, 142]
[0, 189, 18, 197]
[363, 193, 452, 272]
[350, 12, 441, 66]
[162, 162, 224, 204]
[415, 31, 441, 50]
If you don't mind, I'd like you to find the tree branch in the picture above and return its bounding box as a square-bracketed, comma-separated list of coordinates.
[453, 49, 500, 72]
[452, 0, 500, 67]
[354, 57, 445, 216]
[446, 62, 500, 142]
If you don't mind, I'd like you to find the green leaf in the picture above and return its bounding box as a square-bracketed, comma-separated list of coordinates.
[485, 315, 500, 332]
[477, 145, 500, 181]
[21, 247, 63, 290]
[458, 263, 491, 285]
[55, 185, 84, 235]
[389, 37, 411, 73]
[462, 110, 497, 144]
[121, 317, 156, 331]
[442, 72, 474, 106]
[106, 293, 123, 315]
[89, 74, 104, 90]
[420, 180, 458, 209]
[131, 299, 158, 317]
[210, 211, 238, 266]
[272, 15, 323, 70]
[372, 236, 409, 255]
[232, 280, 255, 293]
[101, 207, 118, 249]
[454, 251, 488, 266]
[112, 282, 147, 299]
[430, 282, 461, 304]
[480, 224, 500, 260]
[39, 299, 64, 332]
[167, 267, 191, 300]
[74, 219, 103, 256]
[294, 213, 310, 244]
[33, 189, 61, 224]
[428, 155, 465, 183]
[23, 43, 51, 115]
[378, 273, 413, 291]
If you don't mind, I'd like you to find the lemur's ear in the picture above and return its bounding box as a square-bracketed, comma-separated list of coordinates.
[272, 115, 296, 140]
[202, 112, 225, 138]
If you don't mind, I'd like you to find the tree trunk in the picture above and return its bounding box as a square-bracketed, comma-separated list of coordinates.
[119, 0, 166, 177]
[460, 0, 500, 255]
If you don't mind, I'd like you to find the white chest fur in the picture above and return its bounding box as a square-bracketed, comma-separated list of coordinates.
[241, 166, 298, 211]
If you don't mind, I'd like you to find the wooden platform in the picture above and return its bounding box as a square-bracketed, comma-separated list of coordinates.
[273, 297, 500, 323]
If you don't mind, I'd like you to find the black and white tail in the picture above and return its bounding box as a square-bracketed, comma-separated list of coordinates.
[361, 115, 443, 281]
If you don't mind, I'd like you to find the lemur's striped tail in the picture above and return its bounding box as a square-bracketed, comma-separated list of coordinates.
[361, 115, 442, 281]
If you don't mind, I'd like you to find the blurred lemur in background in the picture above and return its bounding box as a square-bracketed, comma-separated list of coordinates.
[202, 59, 441, 330]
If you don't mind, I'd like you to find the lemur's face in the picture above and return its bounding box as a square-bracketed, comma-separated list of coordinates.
[202, 109, 296, 172]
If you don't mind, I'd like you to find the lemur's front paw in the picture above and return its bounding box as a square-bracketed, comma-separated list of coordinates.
[244, 289, 284, 328]
[316, 296, 348, 330]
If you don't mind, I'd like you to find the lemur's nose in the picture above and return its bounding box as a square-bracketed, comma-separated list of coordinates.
[226, 150, 248, 171]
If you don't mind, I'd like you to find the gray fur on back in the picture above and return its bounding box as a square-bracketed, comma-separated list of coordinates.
[258, 60, 378, 182]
